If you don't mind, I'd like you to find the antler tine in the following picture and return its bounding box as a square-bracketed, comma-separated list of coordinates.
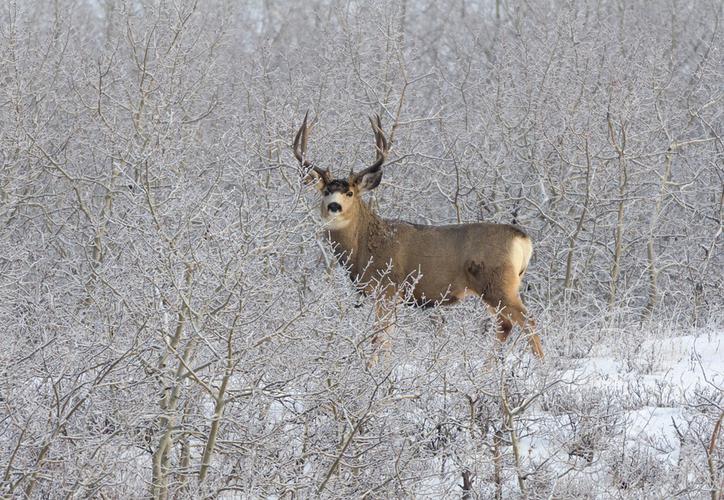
[293, 111, 329, 179]
[364, 114, 388, 173]
[293, 111, 311, 167]
[373, 115, 387, 153]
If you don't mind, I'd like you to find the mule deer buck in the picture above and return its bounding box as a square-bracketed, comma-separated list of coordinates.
[294, 113, 543, 359]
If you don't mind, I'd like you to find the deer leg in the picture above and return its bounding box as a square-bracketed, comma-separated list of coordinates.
[501, 295, 544, 358]
[485, 302, 514, 344]
[430, 309, 446, 336]
[468, 262, 542, 357]
[482, 294, 543, 358]
[526, 319, 544, 358]
[369, 299, 395, 367]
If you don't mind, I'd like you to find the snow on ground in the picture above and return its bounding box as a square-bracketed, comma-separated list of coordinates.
[637, 332, 724, 392]
[565, 330, 721, 381]
[516, 328, 723, 497]
[560, 330, 723, 398]
[624, 406, 685, 466]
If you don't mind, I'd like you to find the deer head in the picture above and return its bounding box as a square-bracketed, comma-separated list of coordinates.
[294, 112, 389, 230]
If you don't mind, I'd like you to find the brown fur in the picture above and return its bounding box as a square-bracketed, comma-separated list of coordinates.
[326, 195, 543, 358]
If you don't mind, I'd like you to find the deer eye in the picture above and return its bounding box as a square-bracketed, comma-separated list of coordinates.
[346, 191, 353, 197]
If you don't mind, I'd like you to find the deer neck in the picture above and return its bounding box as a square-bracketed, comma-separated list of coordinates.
[327, 200, 387, 274]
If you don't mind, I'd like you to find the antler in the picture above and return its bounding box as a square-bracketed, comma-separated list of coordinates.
[293, 111, 329, 180]
[353, 114, 389, 179]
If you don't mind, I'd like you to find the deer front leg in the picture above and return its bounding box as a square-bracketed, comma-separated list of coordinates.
[368, 299, 396, 367]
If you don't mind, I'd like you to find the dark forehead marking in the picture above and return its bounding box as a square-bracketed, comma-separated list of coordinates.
[326, 180, 350, 192]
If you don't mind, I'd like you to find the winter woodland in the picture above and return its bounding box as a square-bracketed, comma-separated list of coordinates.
[0, 0, 722, 498]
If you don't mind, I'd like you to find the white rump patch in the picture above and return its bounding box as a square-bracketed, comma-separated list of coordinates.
[510, 236, 533, 275]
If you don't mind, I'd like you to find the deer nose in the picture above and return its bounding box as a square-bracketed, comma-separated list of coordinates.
[328, 202, 342, 213]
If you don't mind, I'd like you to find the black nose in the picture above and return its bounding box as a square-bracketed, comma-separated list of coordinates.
[328, 202, 342, 213]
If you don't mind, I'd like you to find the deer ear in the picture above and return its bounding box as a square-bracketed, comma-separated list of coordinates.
[353, 167, 382, 193]
[304, 169, 329, 191]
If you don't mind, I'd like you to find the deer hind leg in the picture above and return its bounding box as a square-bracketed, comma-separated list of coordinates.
[503, 295, 543, 358]
[474, 264, 543, 358]
[484, 302, 514, 345]
[485, 297, 542, 357]
[468, 262, 516, 346]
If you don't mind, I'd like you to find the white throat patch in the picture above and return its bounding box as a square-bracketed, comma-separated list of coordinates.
[322, 215, 351, 230]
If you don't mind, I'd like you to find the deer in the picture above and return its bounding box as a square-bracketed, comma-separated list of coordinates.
[293, 112, 544, 361]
